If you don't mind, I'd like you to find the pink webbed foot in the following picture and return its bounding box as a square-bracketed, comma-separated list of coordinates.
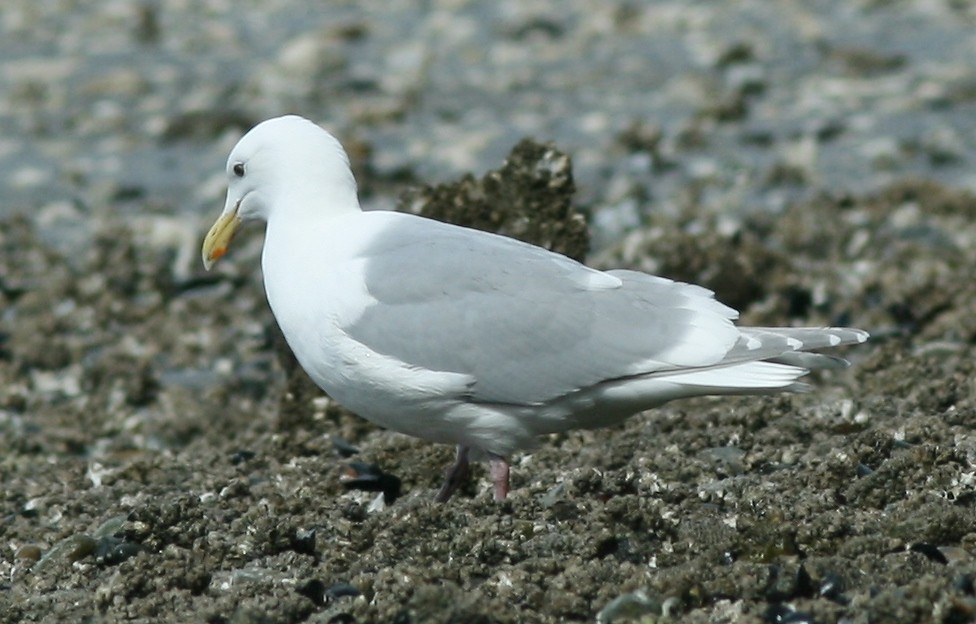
[434, 447, 511, 502]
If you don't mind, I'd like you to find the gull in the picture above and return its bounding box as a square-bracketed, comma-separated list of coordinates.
[202, 115, 868, 502]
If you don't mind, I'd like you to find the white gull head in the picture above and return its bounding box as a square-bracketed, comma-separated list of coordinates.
[202, 115, 359, 268]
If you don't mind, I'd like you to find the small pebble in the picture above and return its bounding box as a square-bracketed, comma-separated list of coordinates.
[16, 545, 42, 561]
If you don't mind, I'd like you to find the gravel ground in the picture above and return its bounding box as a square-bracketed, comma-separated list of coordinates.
[2, 2, 976, 623]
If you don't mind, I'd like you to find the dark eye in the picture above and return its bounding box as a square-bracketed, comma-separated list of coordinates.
[232, 162, 245, 177]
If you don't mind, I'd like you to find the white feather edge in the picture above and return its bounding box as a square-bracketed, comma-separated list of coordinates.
[655, 360, 808, 389]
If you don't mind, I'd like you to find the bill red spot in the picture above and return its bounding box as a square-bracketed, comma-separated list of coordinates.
[211, 247, 227, 260]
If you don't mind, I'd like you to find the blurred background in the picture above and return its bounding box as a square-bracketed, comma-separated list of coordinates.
[4, 0, 976, 254]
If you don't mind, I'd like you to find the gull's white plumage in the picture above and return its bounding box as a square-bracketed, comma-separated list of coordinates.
[203, 115, 868, 502]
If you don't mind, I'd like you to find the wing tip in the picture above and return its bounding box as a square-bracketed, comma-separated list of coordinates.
[827, 327, 870, 345]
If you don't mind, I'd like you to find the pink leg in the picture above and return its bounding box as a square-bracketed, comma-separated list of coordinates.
[489, 454, 510, 501]
[435, 445, 471, 503]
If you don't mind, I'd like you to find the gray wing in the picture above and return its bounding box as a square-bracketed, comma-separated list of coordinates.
[343, 215, 740, 405]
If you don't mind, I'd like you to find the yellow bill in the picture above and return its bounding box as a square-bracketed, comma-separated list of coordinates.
[201, 207, 241, 270]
